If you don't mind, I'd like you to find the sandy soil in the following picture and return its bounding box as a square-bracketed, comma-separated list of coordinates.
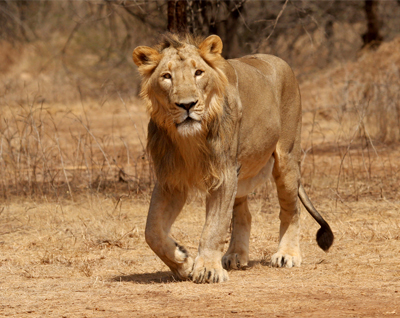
[1, 187, 399, 317]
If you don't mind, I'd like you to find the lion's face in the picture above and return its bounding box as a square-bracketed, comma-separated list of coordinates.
[149, 46, 211, 136]
[133, 35, 227, 137]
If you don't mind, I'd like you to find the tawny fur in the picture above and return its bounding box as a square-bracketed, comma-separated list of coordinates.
[132, 33, 333, 284]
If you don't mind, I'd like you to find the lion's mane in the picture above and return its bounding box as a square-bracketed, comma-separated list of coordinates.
[143, 33, 234, 193]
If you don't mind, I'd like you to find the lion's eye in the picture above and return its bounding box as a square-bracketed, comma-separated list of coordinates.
[195, 70, 204, 76]
[162, 73, 172, 79]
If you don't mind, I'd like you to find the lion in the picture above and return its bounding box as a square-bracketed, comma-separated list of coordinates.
[132, 33, 334, 284]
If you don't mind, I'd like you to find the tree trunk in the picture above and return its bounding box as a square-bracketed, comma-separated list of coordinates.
[362, 0, 383, 48]
[175, 1, 187, 33]
[168, 1, 176, 32]
[221, 1, 242, 59]
[167, 0, 187, 33]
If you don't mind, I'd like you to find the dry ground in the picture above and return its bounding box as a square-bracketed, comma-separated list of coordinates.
[1, 186, 400, 317]
[1, 36, 400, 318]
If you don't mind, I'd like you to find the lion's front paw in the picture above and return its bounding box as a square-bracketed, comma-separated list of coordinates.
[168, 242, 194, 280]
[271, 252, 301, 268]
[171, 256, 194, 280]
[190, 256, 229, 284]
[222, 253, 248, 270]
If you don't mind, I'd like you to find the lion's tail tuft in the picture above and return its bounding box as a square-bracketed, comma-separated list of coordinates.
[298, 184, 334, 252]
[316, 224, 334, 251]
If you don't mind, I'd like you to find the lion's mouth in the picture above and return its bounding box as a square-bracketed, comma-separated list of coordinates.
[175, 116, 202, 135]
[176, 116, 199, 126]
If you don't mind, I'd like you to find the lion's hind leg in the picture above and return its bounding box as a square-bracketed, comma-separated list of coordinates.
[271, 151, 302, 268]
[222, 196, 251, 270]
[145, 184, 194, 280]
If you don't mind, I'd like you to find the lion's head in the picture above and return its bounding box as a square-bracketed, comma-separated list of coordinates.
[132, 34, 228, 138]
[132, 34, 231, 193]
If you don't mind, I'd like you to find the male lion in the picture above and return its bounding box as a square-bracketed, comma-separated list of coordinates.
[132, 33, 334, 284]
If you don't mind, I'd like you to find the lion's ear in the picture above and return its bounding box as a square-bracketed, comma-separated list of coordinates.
[199, 35, 223, 61]
[132, 46, 161, 76]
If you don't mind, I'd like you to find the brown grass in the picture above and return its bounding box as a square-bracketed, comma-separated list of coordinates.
[1, 33, 400, 317]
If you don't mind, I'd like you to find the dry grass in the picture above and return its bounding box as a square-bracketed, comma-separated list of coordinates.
[300, 37, 400, 144]
[0, 97, 151, 200]
[1, 185, 399, 317]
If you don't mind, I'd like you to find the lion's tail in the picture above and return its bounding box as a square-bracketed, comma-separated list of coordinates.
[298, 184, 334, 251]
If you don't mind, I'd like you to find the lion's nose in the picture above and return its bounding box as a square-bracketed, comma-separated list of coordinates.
[175, 101, 198, 111]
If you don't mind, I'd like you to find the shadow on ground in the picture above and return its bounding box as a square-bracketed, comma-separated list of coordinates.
[248, 259, 272, 267]
[112, 271, 178, 284]
[112, 260, 271, 284]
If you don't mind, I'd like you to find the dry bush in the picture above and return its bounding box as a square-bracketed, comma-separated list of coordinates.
[0, 1, 167, 106]
[300, 37, 400, 144]
[298, 37, 400, 205]
[0, 96, 152, 200]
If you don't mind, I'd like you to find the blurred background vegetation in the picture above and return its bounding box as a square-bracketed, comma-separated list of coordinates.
[1, 0, 400, 103]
